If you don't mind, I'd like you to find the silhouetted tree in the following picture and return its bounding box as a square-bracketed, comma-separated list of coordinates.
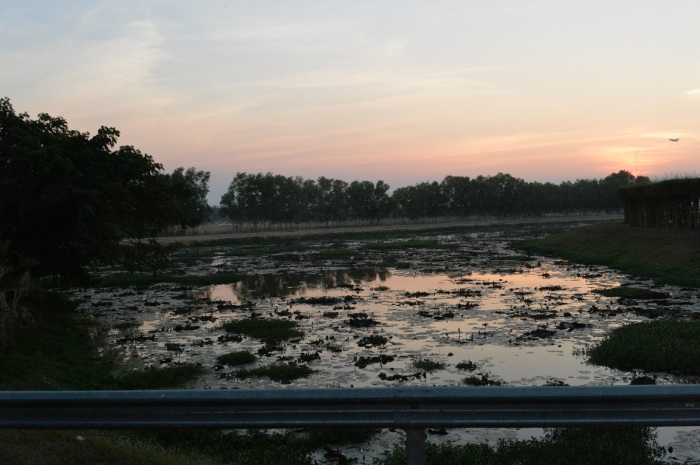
[0, 97, 211, 280]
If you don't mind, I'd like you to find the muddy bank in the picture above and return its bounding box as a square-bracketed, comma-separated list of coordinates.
[156, 214, 622, 244]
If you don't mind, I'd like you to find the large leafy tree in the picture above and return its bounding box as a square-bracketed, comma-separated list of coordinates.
[0, 98, 210, 279]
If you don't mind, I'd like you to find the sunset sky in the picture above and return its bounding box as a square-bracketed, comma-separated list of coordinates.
[2, 1, 699, 202]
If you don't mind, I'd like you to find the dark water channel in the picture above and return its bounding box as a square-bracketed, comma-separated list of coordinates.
[71, 227, 700, 463]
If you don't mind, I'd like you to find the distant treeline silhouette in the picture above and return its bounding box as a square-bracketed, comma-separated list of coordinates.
[219, 170, 650, 228]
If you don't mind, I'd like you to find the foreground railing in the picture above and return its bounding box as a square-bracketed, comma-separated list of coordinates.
[2, 385, 700, 465]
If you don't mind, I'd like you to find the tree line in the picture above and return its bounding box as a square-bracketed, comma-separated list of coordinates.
[1, 96, 650, 281]
[219, 171, 650, 227]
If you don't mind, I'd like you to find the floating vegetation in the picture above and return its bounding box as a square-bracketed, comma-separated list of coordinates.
[372, 285, 390, 291]
[217, 350, 256, 366]
[235, 363, 314, 384]
[378, 372, 424, 382]
[594, 287, 671, 300]
[522, 328, 556, 339]
[217, 333, 243, 343]
[325, 343, 343, 353]
[222, 318, 304, 340]
[346, 312, 379, 327]
[405, 291, 431, 298]
[113, 321, 139, 330]
[111, 364, 206, 390]
[298, 351, 321, 363]
[455, 360, 478, 371]
[453, 288, 482, 297]
[539, 285, 564, 291]
[357, 334, 389, 347]
[257, 341, 286, 356]
[557, 321, 586, 331]
[410, 357, 446, 372]
[292, 296, 349, 305]
[543, 379, 569, 386]
[354, 354, 395, 368]
[463, 374, 502, 386]
[322, 311, 339, 318]
[116, 332, 155, 344]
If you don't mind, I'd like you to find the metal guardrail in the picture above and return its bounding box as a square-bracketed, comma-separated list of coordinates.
[2, 385, 700, 465]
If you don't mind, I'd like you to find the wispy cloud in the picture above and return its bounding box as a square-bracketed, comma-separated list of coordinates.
[685, 89, 700, 100]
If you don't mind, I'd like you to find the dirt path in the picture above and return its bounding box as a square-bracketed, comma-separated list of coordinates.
[157, 214, 622, 244]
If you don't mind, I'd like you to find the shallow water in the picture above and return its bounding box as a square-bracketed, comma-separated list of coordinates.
[72, 228, 700, 463]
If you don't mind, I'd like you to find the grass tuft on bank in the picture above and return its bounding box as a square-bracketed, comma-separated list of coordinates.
[516, 222, 700, 288]
[580, 320, 700, 376]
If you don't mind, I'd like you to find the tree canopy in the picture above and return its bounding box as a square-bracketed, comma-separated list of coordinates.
[219, 171, 650, 227]
[0, 98, 211, 279]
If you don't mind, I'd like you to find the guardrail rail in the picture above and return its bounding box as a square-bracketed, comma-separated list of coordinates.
[2, 385, 699, 465]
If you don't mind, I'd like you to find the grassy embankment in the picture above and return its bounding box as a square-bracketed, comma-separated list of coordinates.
[517, 221, 700, 288]
[517, 221, 700, 378]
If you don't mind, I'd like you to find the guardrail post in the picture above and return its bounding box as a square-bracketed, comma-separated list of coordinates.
[405, 428, 426, 465]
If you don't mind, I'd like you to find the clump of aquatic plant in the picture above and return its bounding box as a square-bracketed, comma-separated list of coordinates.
[346, 312, 379, 327]
[113, 321, 139, 330]
[222, 318, 304, 340]
[298, 351, 320, 363]
[586, 321, 700, 376]
[593, 287, 670, 299]
[354, 354, 395, 369]
[539, 285, 564, 291]
[325, 343, 343, 353]
[357, 334, 388, 347]
[630, 375, 656, 385]
[235, 362, 314, 384]
[543, 379, 569, 386]
[463, 374, 502, 386]
[291, 296, 345, 305]
[111, 364, 206, 390]
[216, 350, 256, 366]
[410, 357, 446, 372]
[455, 360, 478, 371]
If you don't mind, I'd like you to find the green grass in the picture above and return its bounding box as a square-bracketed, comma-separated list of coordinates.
[516, 222, 700, 287]
[216, 350, 256, 366]
[222, 318, 304, 340]
[0, 430, 220, 465]
[111, 364, 206, 390]
[375, 428, 664, 465]
[593, 287, 670, 299]
[235, 362, 314, 383]
[582, 320, 700, 376]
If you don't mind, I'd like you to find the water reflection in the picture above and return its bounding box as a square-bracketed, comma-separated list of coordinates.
[204, 267, 391, 302]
